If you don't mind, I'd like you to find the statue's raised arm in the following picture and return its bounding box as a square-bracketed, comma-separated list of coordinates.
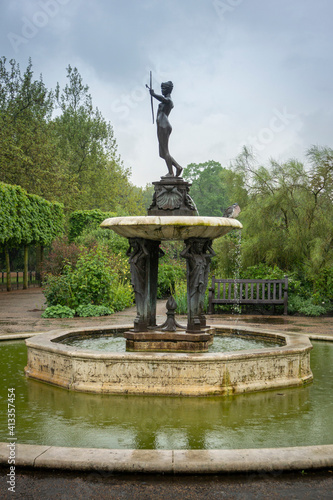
[146, 79, 183, 178]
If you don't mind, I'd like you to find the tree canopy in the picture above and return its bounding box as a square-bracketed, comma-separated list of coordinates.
[183, 160, 247, 216]
[0, 57, 146, 214]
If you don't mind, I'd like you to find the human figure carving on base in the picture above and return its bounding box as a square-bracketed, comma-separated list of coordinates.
[181, 238, 216, 331]
[126, 238, 149, 328]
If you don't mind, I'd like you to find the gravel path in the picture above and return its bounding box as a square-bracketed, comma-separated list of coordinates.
[0, 288, 332, 338]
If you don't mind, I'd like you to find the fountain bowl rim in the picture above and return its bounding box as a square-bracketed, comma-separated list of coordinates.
[100, 215, 242, 240]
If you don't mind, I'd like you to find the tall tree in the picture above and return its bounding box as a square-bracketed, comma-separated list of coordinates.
[0, 57, 74, 205]
[183, 160, 247, 216]
[53, 65, 144, 213]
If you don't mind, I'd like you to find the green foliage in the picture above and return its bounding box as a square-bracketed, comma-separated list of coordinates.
[211, 145, 333, 313]
[173, 280, 187, 314]
[156, 241, 186, 298]
[307, 266, 333, 302]
[53, 65, 146, 213]
[232, 147, 333, 275]
[183, 161, 230, 216]
[76, 304, 113, 317]
[43, 246, 133, 312]
[288, 296, 327, 316]
[42, 271, 74, 309]
[42, 305, 75, 318]
[0, 57, 76, 206]
[68, 209, 116, 241]
[183, 161, 248, 216]
[0, 182, 64, 248]
[173, 280, 209, 314]
[107, 281, 134, 312]
[157, 262, 186, 298]
[212, 230, 242, 277]
[42, 236, 80, 275]
[76, 226, 129, 257]
[0, 58, 146, 213]
[68, 248, 120, 307]
[240, 263, 285, 280]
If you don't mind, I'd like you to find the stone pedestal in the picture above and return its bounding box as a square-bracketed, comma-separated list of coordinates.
[148, 177, 197, 216]
[124, 330, 214, 352]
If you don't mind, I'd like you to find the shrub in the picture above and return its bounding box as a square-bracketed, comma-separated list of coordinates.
[76, 304, 113, 317]
[173, 280, 187, 314]
[311, 267, 333, 302]
[75, 226, 129, 257]
[157, 262, 186, 298]
[71, 247, 118, 307]
[173, 280, 209, 315]
[42, 269, 75, 308]
[42, 236, 80, 275]
[68, 209, 116, 241]
[288, 296, 327, 316]
[240, 263, 285, 280]
[43, 246, 133, 312]
[109, 281, 134, 312]
[42, 305, 75, 318]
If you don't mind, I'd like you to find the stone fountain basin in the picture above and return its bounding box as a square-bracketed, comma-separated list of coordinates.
[100, 216, 242, 240]
[25, 326, 313, 396]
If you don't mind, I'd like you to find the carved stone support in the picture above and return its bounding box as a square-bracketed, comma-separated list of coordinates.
[181, 237, 216, 333]
[126, 238, 163, 332]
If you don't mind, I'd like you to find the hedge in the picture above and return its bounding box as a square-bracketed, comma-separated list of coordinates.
[68, 209, 116, 241]
[0, 182, 64, 290]
[0, 182, 64, 247]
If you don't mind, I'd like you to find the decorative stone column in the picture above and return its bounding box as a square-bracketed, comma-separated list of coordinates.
[126, 237, 163, 332]
[181, 237, 216, 333]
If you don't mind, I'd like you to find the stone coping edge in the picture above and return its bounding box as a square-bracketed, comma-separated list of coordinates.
[1, 443, 333, 473]
[0, 330, 332, 343]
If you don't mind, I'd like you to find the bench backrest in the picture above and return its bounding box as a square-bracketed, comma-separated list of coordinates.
[209, 276, 288, 314]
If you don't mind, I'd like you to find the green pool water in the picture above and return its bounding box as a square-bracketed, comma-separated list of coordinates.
[0, 340, 332, 450]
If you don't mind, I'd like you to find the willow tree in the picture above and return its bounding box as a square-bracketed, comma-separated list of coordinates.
[232, 146, 333, 282]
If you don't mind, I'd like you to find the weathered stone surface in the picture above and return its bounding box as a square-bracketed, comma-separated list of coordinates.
[124, 330, 214, 352]
[1, 443, 333, 472]
[25, 324, 313, 396]
[101, 216, 242, 241]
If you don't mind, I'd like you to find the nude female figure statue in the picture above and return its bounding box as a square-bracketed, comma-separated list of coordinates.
[148, 81, 183, 177]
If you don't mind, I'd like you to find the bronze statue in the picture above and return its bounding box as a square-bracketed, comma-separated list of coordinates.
[126, 238, 149, 325]
[147, 79, 183, 178]
[181, 238, 216, 331]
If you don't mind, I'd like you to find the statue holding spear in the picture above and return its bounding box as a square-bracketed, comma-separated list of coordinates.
[146, 73, 183, 177]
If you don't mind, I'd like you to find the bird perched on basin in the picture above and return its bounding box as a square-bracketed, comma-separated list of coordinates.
[223, 203, 241, 218]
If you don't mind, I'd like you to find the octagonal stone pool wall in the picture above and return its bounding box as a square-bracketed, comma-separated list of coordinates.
[25, 325, 313, 396]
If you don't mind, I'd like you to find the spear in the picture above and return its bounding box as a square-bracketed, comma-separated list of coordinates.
[145, 70, 154, 124]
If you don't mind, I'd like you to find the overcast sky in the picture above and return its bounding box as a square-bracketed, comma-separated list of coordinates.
[1, 0, 333, 186]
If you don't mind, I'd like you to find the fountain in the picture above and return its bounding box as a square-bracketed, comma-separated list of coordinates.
[25, 79, 313, 396]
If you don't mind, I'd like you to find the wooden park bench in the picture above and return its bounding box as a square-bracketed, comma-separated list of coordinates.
[208, 276, 288, 315]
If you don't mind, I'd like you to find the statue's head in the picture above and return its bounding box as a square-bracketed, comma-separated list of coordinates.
[161, 81, 173, 96]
